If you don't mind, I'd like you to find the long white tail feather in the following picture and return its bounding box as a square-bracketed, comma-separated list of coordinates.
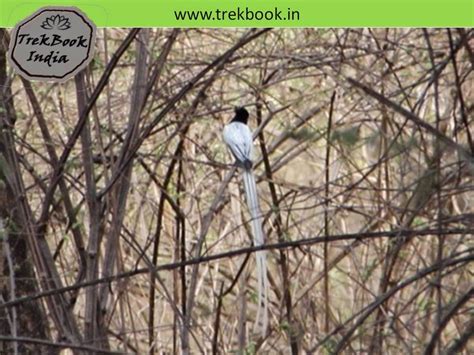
[242, 170, 268, 336]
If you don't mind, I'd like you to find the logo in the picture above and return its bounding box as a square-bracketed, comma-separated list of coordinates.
[8, 6, 96, 82]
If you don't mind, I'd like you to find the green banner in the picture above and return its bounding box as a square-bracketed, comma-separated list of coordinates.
[1, 0, 473, 27]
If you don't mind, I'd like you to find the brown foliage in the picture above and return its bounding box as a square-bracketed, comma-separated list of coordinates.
[0, 28, 472, 354]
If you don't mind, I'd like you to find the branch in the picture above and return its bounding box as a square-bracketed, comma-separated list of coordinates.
[0, 227, 471, 311]
[347, 77, 473, 163]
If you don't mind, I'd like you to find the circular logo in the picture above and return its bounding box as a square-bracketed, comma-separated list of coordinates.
[8, 6, 96, 82]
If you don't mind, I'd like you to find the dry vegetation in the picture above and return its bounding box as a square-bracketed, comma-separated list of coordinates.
[0, 28, 473, 354]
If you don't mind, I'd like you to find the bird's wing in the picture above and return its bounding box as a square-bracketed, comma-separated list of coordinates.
[223, 122, 253, 163]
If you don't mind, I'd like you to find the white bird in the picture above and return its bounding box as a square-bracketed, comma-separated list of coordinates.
[223, 107, 269, 336]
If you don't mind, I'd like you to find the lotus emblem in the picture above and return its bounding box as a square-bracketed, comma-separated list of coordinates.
[40, 15, 71, 30]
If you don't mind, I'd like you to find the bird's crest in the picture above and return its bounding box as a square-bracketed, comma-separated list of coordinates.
[232, 106, 249, 123]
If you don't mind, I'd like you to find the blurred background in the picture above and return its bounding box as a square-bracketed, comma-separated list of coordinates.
[0, 28, 472, 354]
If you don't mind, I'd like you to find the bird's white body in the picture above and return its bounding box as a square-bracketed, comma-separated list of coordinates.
[223, 121, 253, 167]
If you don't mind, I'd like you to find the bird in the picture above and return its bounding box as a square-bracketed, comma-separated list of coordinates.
[223, 106, 269, 336]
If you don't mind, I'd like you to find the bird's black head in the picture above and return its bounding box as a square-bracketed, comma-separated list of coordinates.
[231, 107, 249, 124]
